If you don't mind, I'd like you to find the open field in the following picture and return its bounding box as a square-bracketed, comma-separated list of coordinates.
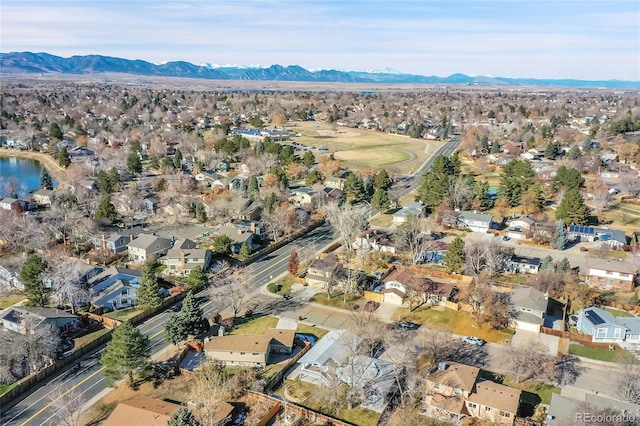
[230, 315, 279, 335]
[288, 120, 436, 174]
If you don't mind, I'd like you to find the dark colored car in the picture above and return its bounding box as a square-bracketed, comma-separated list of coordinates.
[396, 321, 420, 330]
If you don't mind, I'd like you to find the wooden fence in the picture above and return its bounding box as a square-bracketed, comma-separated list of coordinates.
[84, 312, 122, 329]
[264, 342, 312, 392]
[540, 327, 599, 345]
[247, 391, 356, 426]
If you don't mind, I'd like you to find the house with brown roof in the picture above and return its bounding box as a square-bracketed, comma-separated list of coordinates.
[103, 398, 181, 426]
[354, 229, 397, 254]
[380, 267, 457, 307]
[305, 253, 344, 287]
[423, 361, 521, 425]
[204, 328, 296, 367]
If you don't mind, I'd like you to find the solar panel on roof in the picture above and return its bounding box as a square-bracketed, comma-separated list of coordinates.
[585, 310, 605, 325]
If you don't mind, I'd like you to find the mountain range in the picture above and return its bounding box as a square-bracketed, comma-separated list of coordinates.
[1, 52, 638, 89]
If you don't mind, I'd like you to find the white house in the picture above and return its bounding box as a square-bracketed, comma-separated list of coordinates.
[392, 202, 425, 224]
[456, 212, 493, 233]
[127, 234, 173, 262]
[584, 259, 637, 292]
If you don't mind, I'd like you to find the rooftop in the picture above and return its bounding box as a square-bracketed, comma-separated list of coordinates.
[468, 380, 521, 414]
[103, 397, 181, 426]
[429, 361, 479, 393]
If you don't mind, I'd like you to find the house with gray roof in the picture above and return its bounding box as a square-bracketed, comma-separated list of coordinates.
[568, 225, 627, 248]
[91, 233, 131, 254]
[127, 234, 173, 262]
[510, 286, 562, 332]
[159, 247, 212, 276]
[392, 202, 425, 224]
[456, 211, 494, 233]
[548, 390, 640, 426]
[297, 329, 362, 386]
[1, 307, 79, 335]
[577, 306, 640, 344]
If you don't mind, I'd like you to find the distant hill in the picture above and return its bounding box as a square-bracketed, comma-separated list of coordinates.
[1, 52, 638, 89]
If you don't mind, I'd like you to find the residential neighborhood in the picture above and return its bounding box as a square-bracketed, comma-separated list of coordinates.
[0, 80, 639, 426]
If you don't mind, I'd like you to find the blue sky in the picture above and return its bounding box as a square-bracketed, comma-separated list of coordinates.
[1, 1, 639, 81]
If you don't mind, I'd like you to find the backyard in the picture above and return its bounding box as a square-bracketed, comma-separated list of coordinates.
[0, 293, 25, 309]
[393, 306, 515, 343]
[103, 307, 143, 322]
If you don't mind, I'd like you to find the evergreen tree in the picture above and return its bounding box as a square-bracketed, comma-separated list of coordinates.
[521, 183, 546, 214]
[57, 147, 71, 168]
[167, 408, 201, 426]
[20, 255, 49, 306]
[186, 266, 208, 289]
[343, 174, 366, 203]
[498, 159, 535, 206]
[371, 188, 390, 211]
[97, 170, 113, 194]
[302, 151, 316, 168]
[373, 169, 392, 190]
[557, 257, 572, 272]
[555, 166, 584, 190]
[173, 148, 183, 170]
[264, 192, 278, 214]
[164, 312, 188, 345]
[238, 242, 251, 260]
[491, 140, 501, 154]
[212, 235, 232, 254]
[305, 169, 323, 186]
[180, 292, 208, 336]
[247, 175, 260, 201]
[416, 155, 456, 209]
[566, 146, 582, 160]
[556, 189, 589, 225]
[551, 220, 569, 250]
[40, 168, 54, 190]
[127, 152, 142, 175]
[101, 321, 150, 385]
[255, 140, 264, 156]
[288, 250, 299, 276]
[137, 262, 162, 310]
[195, 202, 207, 223]
[95, 194, 118, 222]
[49, 123, 64, 140]
[472, 179, 493, 210]
[540, 255, 554, 271]
[544, 141, 562, 160]
[444, 237, 465, 274]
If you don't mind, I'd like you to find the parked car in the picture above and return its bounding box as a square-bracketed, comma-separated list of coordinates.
[283, 294, 292, 300]
[462, 336, 486, 346]
[395, 321, 420, 330]
[502, 236, 510, 241]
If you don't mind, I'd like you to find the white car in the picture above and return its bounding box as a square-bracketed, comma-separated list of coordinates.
[462, 336, 486, 346]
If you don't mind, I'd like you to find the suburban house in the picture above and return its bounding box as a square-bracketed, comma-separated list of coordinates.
[91, 233, 131, 254]
[141, 196, 160, 215]
[1, 307, 79, 335]
[0, 265, 23, 290]
[322, 187, 344, 204]
[507, 255, 541, 275]
[31, 188, 55, 205]
[103, 398, 181, 426]
[195, 170, 226, 188]
[568, 225, 627, 248]
[454, 211, 494, 233]
[510, 286, 553, 332]
[127, 234, 173, 262]
[88, 267, 142, 292]
[392, 202, 425, 224]
[583, 259, 638, 292]
[214, 225, 261, 254]
[334, 355, 397, 412]
[354, 229, 397, 254]
[289, 187, 315, 207]
[159, 247, 212, 275]
[505, 215, 536, 240]
[423, 361, 521, 425]
[324, 171, 351, 190]
[228, 220, 267, 241]
[305, 254, 344, 287]
[379, 267, 457, 307]
[204, 328, 296, 367]
[576, 307, 640, 344]
[298, 330, 361, 385]
[91, 277, 141, 311]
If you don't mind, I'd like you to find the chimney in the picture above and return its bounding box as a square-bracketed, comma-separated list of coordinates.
[250, 222, 256, 233]
[181, 251, 185, 268]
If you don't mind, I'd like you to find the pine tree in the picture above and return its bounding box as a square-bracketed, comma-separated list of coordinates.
[343, 173, 366, 203]
[551, 220, 568, 250]
[555, 166, 584, 191]
[186, 266, 208, 290]
[164, 312, 188, 345]
[57, 147, 71, 168]
[212, 235, 232, 254]
[288, 250, 299, 276]
[167, 408, 201, 426]
[101, 321, 150, 385]
[371, 188, 390, 211]
[136, 262, 162, 310]
[374, 169, 391, 190]
[127, 152, 142, 175]
[238, 242, 251, 260]
[195, 202, 207, 223]
[444, 237, 465, 274]
[180, 292, 208, 336]
[20, 255, 49, 306]
[540, 255, 554, 271]
[247, 175, 260, 201]
[556, 189, 589, 225]
[49, 123, 63, 140]
[416, 155, 457, 209]
[302, 151, 316, 168]
[557, 257, 572, 272]
[173, 148, 183, 170]
[95, 194, 118, 222]
[305, 169, 323, 186]
[498, 159, 535, 206]
[40, 169, 53, 190]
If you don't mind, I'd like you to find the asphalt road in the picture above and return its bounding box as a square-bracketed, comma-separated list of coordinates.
[2, 223, 335, 426]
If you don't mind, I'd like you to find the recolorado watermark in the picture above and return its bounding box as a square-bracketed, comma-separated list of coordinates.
[575, 411, 638, 424]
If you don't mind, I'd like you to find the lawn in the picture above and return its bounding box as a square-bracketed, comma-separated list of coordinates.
[480, 370, 560, 405]
[368, 213, 394, 228]
[230, 315, 279, 335]
[0, 293, 25, 309]
[493, 275, 528, 285]
[603, 307, 636, 317]
[568, 343, 633, 363]
[0, 382, 18, 396]
[296, 323, 329, 340]
[309, 291, 362, 311]
[267, 274, 295, 295]
[103, 307, 143, 321]
[277, 379, 381, 426]
[73, 327, 110, 348]
[393, 306, 514, 343]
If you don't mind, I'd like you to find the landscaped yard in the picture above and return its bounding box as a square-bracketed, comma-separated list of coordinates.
[0, 382, 18, 396]
[568, 343, 634, 363]
[493, 275, 528, 285]
[266, 274, 295, 295]
[309, 291, 363, 311]
[296, 323, 329, 340]
[276, 379, 381, 426]
[479, 370, 560, 405]
[393, 306, 514, 343]
[0, 293, 25, 309]
[103, 307, 143, 321]
[603, 307, 636, 317]
[73, 327, 111, 348]
[230, 315, 279, 335]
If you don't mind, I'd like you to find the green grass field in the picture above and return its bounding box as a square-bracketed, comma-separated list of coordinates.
[0, 382, 18, 396]
[0, 294, 25, 309]
[103, 307, 142, 321]
[310, 291, 362, 311]
[568, 344, 636, 362]
[230, 315, 279, 335]
[296, 323, 329, 340]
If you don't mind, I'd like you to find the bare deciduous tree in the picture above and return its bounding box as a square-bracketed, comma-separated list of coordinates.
[47, 256, 90, 314]
[189, 361, 232, 426]
[616, 357, 640, 404]
[506, 339, 558, 384]
[47, 383, 85, 426]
